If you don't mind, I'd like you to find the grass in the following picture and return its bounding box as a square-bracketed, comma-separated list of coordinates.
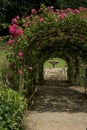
[44, 58, 67, 69]
[0, 49, 8, 73]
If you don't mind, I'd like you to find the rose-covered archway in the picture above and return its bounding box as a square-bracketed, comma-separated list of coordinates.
[7, 5, 87, 97]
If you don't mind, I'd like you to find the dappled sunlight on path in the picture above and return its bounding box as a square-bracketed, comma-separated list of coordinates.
[30, 80, 87, 113]
[25, 80, 87, 130]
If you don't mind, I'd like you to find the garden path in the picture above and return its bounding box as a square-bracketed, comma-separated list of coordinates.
[24, 69, 87, 130]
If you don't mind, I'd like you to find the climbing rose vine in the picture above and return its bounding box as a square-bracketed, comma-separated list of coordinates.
[7, 5, 87, 96]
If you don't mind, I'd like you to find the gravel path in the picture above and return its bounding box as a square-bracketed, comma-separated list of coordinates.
[25, 80, 87, 130]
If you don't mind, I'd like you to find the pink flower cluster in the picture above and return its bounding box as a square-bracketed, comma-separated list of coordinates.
[9, 16, 23, 38]
[23, 22, 30, 27]
[59, 13, 67, 20]
[55, 7, 86, 20]
[8, 39, 14, 46]
[18, 66, 33, 75]
[73, 9, 80, 14]
[9, 24, 23, 38]
[12, 16, 20, 24]
[65, 8, 80, 14]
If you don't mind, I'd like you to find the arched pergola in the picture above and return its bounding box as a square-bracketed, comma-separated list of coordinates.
[36, 44, 80, 83]
[7, 5, 87, 97]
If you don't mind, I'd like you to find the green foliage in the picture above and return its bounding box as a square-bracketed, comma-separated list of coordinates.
[6, 5, 87, 95]
[52, 0, 87, 9]
[0, 0, 87, 25]
[0, 0, 87, 36]
[0, 85, 26, 130]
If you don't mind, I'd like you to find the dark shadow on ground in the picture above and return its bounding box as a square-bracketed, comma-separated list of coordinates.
[29, 80, 87, 113]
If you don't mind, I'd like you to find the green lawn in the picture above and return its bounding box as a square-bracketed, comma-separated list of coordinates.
[44, 58, 67, 69]
[0, 49, 8, 72]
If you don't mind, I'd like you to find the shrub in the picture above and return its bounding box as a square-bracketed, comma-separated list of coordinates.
[0, 85, 26, 130]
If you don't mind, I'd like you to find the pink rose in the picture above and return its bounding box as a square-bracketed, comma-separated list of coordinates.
[31, 9, 37, 14]
[9, 26, 15, 34]
[9, 24, 18, 34]
[29, 67, 33, 71]
[18, 70, 22, 75]
[16, 16, 20, 20]
[79, 7, 86, 11]
[18, 51, 23, 57]
[39, 18, 44, 22]
[15, 29, 23, 35]
[8, 39, 14, 46]
[73, 9, 80, 14]
[59, 13, 66, 20]
[66, 8, 72, 12]
[12, 18, 17, 24]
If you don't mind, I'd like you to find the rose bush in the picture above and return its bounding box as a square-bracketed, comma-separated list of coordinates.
[6, 5, 87, 97]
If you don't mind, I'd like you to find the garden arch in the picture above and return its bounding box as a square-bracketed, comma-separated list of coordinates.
[37, 47, 72, 83]
[7, 5, 87, 96]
